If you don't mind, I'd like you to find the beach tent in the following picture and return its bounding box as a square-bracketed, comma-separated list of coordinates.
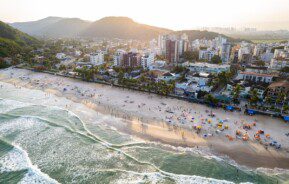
[247, 109, 256, 115]
[226, 106, 234, 111]
[283, 116, 289, 122]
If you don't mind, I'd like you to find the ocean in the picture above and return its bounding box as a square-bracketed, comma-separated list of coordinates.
[0, 82, 284, 184]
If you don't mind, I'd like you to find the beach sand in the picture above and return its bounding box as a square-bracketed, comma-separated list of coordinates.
[0, 68, 289, 170]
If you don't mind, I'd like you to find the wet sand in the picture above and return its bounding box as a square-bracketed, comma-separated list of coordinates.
[0, 68, 289, 170]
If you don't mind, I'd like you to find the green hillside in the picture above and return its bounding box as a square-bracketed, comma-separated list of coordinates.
[0, 21, 39, 57]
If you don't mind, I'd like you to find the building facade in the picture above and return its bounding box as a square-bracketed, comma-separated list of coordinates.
[236, 71, 274, 83]
[90, 51, 104, 66]
[141, 53, 155, 69]
[221, 43, 231, 64]
[122, 52, 141, 68]
[165, 39, 179, 64]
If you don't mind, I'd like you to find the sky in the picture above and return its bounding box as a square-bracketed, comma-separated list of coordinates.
[1, 0, 289, 30]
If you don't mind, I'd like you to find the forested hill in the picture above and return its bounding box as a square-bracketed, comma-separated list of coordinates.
[0, 21, 39, 57]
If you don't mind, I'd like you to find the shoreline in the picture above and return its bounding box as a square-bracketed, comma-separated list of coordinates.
[1, 68, 289, 170]
[16, 67, 289, 120]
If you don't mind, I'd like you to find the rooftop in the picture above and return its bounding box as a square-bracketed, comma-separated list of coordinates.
[268, 79, 289, 89]
[239, 71, 275, 77]
[187, 62, 230, 68]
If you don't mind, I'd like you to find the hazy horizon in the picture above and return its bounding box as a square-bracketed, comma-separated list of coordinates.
[1, 0, 289, 31]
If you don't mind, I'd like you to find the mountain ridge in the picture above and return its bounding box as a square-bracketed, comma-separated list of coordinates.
[10, 16, 242, 42]
[80, 16, 171, 40]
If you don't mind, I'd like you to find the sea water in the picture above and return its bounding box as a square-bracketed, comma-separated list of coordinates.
[0, 82, 285, 184]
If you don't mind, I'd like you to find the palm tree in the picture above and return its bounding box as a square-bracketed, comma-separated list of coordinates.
[232, 84, 242, 103]
[276, 92, 285, 105]
[265, 96, 272, 104]
[249, 89, 259, 105]
[205, 94, 219, 105]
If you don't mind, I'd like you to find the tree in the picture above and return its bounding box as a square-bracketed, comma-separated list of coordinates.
[117, 71, 124, 84]
[178, 73, 187, 82]
[104, 54, 112, 62]
[283, 105, 289, 112]
[232, 84, 242, 103]
[155, 55, 166, 60]
[276, 92, 286, 105]
[265, 96, 272, 104]
[211, 55, 222, 64]
[249, 89, 259, 105]
[204, 94, 219, 105]
[182, 51, 199, 61]
[280, 67, 289, 73]
[74, 66, 95, 82]
[171, 65, 186, 73]
[0, 58, 9, 69]
[59, 64, 66, 71]
[255, 60, 265, 67]
[214, 71, 233, 89]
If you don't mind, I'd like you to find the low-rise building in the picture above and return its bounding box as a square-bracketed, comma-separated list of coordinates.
[235, 71, 274, 83]
[184, 62, 230, 74]
[90, 51, 104, 66]
[266, 79, 289, 98]
[260, 52, 274, 63]
[113, 49, 126, 66]
[251, 85, 266, 99]
[148, 60, 166, 70]
[158, 72, 179, 82]
[141, 53, 155, 69]
[199, 50, 216, 61]
[56, 53, 66, 60]
[74, 50, 82, 57]
[269, 59, 289, 70]
[244, 66, 269, 74]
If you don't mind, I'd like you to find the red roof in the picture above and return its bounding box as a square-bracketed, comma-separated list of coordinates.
[240, 72, 275, 77]
[268, 80, 289, 89]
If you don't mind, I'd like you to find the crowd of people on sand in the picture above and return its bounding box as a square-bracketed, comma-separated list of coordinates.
[2, 70, 288, 152]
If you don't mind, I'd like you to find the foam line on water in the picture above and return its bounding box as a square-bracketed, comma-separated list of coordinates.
[0, 86, 277, 183]
[0, 140, 59, 184]
[0, 98, 32, 114]
[96, 168, 239, 184]
[0, 100, 245, 183]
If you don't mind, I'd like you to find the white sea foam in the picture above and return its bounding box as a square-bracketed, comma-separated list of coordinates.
[112, 169, 236, 184]
[0, 117, 37, 135]
[0, 98, 31, 113]
[256, 167, 289, 176]
[0, 79, 277, 184]
[0, 145, 59, 184]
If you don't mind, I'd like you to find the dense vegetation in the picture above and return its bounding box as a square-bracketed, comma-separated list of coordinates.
[0, 21, 39, 58]
[0, 21, 38, 46]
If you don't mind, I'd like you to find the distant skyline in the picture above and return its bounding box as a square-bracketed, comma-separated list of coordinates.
[1, 0, 289, 30]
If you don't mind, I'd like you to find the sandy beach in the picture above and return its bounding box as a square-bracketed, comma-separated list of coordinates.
[1, 67, 289, 171]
